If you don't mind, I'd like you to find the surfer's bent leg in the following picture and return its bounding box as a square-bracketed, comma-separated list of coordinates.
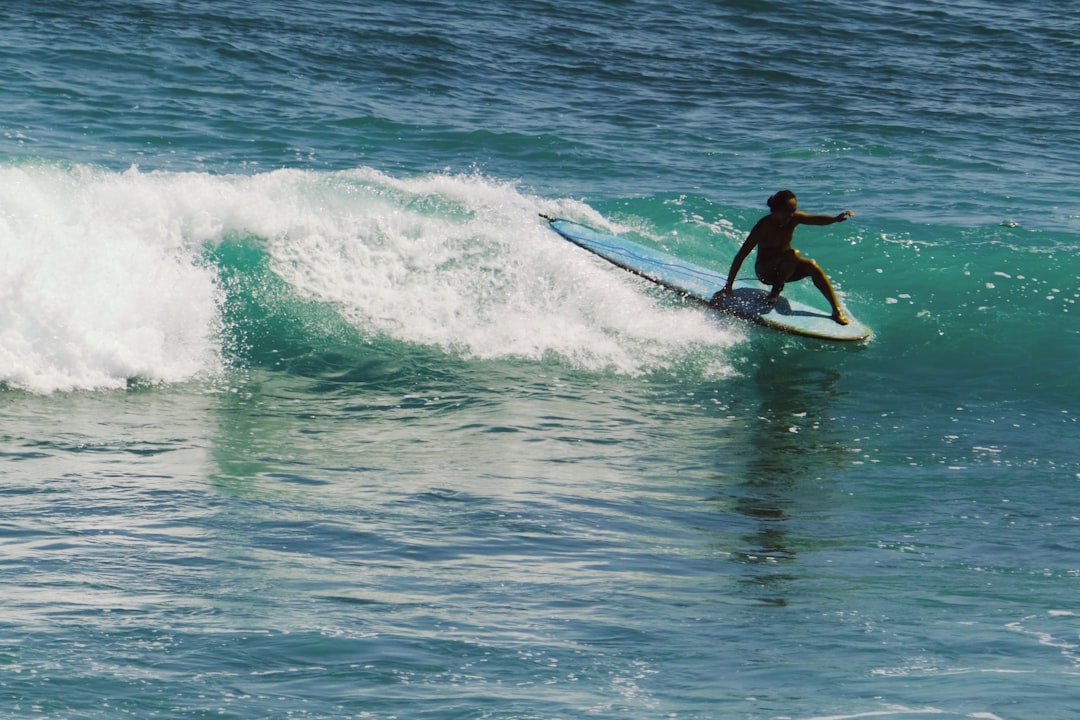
[803, 259, 849, 325]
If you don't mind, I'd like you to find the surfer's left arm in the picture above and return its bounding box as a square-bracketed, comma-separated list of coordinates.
[795, 209, 854, 226]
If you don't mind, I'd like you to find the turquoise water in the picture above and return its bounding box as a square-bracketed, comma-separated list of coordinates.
[2, 2, 1078, 719]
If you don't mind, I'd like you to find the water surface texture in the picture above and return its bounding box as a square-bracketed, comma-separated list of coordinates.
[1, 2, 1078, 718]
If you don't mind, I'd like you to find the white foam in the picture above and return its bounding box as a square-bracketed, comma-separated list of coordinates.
[0, 164, 223, 392]
[0, 163, 739, 392]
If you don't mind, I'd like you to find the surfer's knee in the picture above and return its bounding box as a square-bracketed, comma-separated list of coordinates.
[805, 259, 830, 283]
[798, 255, 820, 273]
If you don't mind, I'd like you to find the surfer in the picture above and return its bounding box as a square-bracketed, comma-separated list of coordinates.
[714, 190, 853, 325]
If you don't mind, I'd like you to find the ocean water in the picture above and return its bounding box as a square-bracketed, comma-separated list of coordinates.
[1, 1, 1078, 718]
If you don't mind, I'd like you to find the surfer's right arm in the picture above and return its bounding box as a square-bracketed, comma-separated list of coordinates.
[719, 233, 758, 296]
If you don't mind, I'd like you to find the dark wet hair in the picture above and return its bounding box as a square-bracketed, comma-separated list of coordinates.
[767, 190, 796, 210]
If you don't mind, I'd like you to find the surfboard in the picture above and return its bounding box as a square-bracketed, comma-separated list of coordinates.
[544, 216, 871, 342]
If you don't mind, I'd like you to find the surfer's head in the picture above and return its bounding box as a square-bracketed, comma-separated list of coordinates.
[767, 190, 797, 218]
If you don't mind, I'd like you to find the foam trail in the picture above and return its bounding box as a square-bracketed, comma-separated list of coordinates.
[263, 168, 741, 375]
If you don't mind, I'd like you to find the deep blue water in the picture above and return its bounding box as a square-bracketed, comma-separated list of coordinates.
[1, 2, 1078, 719]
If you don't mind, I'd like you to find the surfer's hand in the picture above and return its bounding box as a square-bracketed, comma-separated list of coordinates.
[711, 286, 733, 305]
[836, 210, 854, 222]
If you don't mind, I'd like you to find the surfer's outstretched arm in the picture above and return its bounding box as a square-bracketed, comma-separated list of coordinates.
[796, 209, 853, 226]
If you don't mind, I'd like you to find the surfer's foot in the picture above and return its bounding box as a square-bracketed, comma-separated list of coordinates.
[764, 292, 780, 306]
[832, 310, 850, 326]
